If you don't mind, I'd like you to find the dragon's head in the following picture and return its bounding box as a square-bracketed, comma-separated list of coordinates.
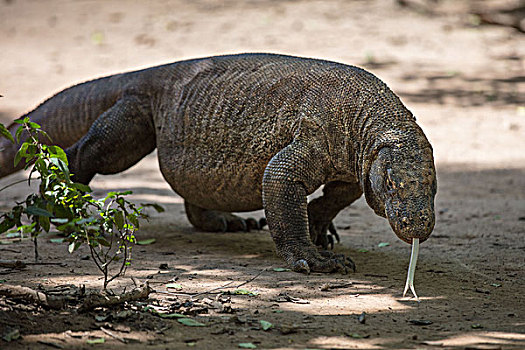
[365, 147, 437, 244]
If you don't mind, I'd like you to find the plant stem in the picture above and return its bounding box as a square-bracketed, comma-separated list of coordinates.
[0, 179, 29, 193]
[33, 236, 39, 262]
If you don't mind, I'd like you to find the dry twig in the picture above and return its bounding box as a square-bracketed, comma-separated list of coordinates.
[79, 283, 153, 312]
[155, 268, 266, 299]
[0, 284, 65, 309]
[100, 327, 127, 343]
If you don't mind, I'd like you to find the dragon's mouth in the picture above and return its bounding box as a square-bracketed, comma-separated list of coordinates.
[396, 233, 429, 244]
[385, 202, 434, 244]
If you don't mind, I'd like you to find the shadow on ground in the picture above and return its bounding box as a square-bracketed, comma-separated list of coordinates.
[0, 164, 523, 349]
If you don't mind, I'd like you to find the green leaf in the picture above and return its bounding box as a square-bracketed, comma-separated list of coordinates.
[28, 121, 41, 129]
[15, 117, 29, 125]
[105, 191, 118, 199]
[96, 237, 111, 247]
[76, 217, 96, 225]
[0, 124, 14, 143]
[141, 203, 165, 213]
[128, 214, 139, 227]
[26, 206, 53, 217]
[272, 267, 290, 272]
[349, 333, 364, 338]
[14, 147, 25, 167]
[471, 324, 483, 329]
[114, 211, 124, 229]
[50, 238, 65, 243]
[116, 198, 125, 207]
[15, 125, 24, 143]
[358, 248, 369, 253]
[51, 218, 69, 224]
[0, 220, 15, 235]
[177, 318, 206, 327]
[259, 320, 273, 331]
[232, 289, 259, 296]
[137, 238, 156, 245]
[48, 158, 69, 177]
[238, 343, 257, 349]
[2, 328, 20, 342]
[38, 129, 51, 142]
[377, 242, 390, 248]
[86, 337, 105, 344]
[166, 283, 183, 290]
[71, 183, 92, 192]
[48, 145, 68, 165]
[94, 314, 109, 322]
[25, 144, 37, 158]
[18, 140, 29, 154]
[159, 313, 187, 319]
[39, 215, 50, 232]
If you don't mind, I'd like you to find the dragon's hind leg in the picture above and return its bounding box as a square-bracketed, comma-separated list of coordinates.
[308, 181, 363, 249]
[65, 96, 156, 184]
[184, 201, 261, 232]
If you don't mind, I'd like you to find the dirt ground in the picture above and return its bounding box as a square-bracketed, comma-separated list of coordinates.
[0, 0, 524, 349]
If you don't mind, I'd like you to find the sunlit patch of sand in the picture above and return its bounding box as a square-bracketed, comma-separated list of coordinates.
[425, 331, 525, 347]
[22, 329, 154, 348]
[273, 288, 445, 315]
[306, 335, 397, 349]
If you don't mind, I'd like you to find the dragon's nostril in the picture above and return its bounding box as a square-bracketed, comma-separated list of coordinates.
[399, 216, 410, 229]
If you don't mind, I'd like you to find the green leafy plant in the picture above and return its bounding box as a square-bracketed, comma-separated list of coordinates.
[0, 118, 161, 289]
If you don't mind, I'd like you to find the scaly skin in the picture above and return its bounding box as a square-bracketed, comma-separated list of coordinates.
[0, 53, 437, 273]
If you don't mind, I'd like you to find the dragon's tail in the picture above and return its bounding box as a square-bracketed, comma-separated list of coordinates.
[0, 73, 133, 179]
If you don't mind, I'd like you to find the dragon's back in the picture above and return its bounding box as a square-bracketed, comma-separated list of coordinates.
[154, 54, 376, 211]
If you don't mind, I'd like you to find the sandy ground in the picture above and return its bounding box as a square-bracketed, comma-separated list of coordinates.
[0, 0, 524, 349]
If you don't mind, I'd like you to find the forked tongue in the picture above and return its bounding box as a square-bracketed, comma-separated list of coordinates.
[403, 238, 420, 302]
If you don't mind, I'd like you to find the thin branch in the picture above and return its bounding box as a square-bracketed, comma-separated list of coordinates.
[0, 179, 29, 193]
[155, 269, 267, 300]
[0, 259, 66, 268]
[33, 235, 39, 262]
[100, 327, 127, 344]
[190, 281, 236, 299]
[233, 268, 266, 289]
[88, 244, 104, 276]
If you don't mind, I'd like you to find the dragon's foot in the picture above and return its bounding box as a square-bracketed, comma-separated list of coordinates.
[203, 212, 263, 232]
[319, 250, 356, 272]
[185, 202, 262, 232]
[309, 218, 340, 250]
[289, 249, 355, 274]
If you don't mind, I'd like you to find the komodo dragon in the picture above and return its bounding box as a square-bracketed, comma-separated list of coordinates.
[0, 53, 437, 273]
